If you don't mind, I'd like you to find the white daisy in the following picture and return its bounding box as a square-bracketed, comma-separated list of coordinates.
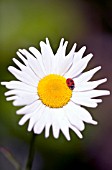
[1, 38, 110, 140]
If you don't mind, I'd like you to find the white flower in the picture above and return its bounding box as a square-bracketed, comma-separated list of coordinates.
[1, 38, 110, 140]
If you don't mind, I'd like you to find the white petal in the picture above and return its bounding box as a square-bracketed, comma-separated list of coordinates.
[29, 47, 47, 75]
[55, 40, 68, 59]
[74, 78, 107, 91]
[65, 102, 84, 138]
[73, 46, 86, 63]
[1, 82, 6, 85]
[74, 66, 101, 83]
[50, 108, 71, 140]
[19, 49, 45, 78]
[8, 66, 38, 87]
[29, 47, 42, 58]
[22, 67, 40, 84]
[33, 106, 47, 134]
[16, 51, 28, 66]
[58, 57, 73, 76]
[46, 38, 54, 57]
[45, 123, 51, 138]
[5, 89, 36, 96]
[65, 53, 93, 78]
[57, 43, 76, 76]
[2, 81, 37, 93]
[39, 38, 55, 74]
[21, 68, 39, 86]
[12, 58, 25, 70]
[60, 117, 70, 141]
[51, 109, 60, 139]
[54, 38, 64, 55]
[6, 96, 18, 101]
[8, 66, 24, 82]
[28, 103, 45, 131]
[66, 43, 77, 58]
[73, 90, 110, 98]
[5, 89, 38, 106]
[71, 95, 98, 108]
[13, 94, 38, 106]
[69, 125, 83, 139]
[92, 99, 102, 103]
[44, 107, 52, 138]
[52, 122, 60, 139]
[53, 40, 68, 74]
[69, 101, 97, 124]
[63, 106, 85, 131]
[19, 113, 32, 125]
[16, 100, 41, 115]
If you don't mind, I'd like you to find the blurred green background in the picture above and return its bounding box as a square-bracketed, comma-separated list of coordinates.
[0, 0, 112, 170]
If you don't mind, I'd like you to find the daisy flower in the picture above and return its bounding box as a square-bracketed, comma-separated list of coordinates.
[1, 38, 110, 140]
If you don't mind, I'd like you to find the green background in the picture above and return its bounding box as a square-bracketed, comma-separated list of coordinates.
[0, 0, 112, 170]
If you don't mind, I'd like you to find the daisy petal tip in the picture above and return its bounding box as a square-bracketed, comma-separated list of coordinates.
[52, 129, 60, 139]
[18, 49, 23, 52]
[74, 43, 77, 48]
[12, 58, 15, 62]
[64, 133, 71, 141]
[1, 82, 6, 85]
[80, 125, 85, 131]
[16, 111, 19, 115]
[6, 97, 10, 101]
[108, 91, 110, 95]
[98, 66, 101, 70]
[80, 135, 83, 139]
[98, 99, 102, 103]
[13, 101, 18, 106]
[27, 127, 32, 132]
[39, 41, 44, 46]
[4, 92, 8, 96]
[60, 38, 64, 44]
[103, 78, 108, 82]
[18, 120, 23, 126]
[106, 90, 110, 95]
[54, 134, 60, 139]
[65, 41, 68, 45]
[33, 127, 38, 134]
[67, 138, 71, 141]
[89, 53, 93, 58]
[82, 46, 86, 51]
[8, 66, 13, 72]
[91, 120, 98, 125]
[29, 46, 33, 50]
[78, 133, 83, 139]
[7, 66, 11, 70]
[66, 136, 71, 141]
[45, 37, 49, 43]
[16, 110, 21, 115]
[61, 37, 64, 40]
[45, 134, 49, 139]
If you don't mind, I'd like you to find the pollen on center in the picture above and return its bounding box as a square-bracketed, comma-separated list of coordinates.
[37, 74, 72, 108]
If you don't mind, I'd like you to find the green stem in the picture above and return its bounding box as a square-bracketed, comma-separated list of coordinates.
[25, 133, 36, 170]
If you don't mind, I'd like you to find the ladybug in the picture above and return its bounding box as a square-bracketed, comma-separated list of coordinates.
[66, 78, 75, 90]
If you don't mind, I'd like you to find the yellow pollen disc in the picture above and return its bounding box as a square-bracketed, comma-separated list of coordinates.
[37, 74, 72, 108]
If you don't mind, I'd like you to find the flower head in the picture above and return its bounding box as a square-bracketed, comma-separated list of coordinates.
[1, 38, 110, 140]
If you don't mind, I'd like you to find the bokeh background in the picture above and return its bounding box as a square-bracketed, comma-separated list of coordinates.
[0, 0, 112, 169]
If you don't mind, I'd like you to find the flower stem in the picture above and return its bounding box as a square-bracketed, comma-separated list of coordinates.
[25, 133, 36, 170]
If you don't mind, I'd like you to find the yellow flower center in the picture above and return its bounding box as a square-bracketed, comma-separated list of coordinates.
[37, 74, 72, 108]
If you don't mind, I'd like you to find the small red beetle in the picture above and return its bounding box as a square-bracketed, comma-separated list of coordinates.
[66, 78, 75, 90]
